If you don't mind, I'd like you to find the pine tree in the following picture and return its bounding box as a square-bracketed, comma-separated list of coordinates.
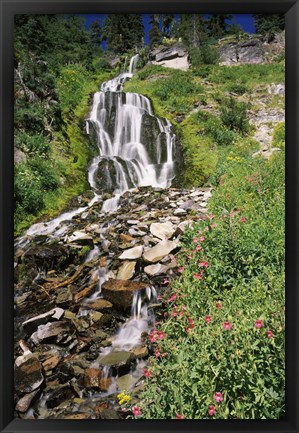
[89, 18, 102, 46]
[162, 14, 175, 37]
[206, 14, 232, 39]
[253, 14, 285, 39]
[149, 14, 162, 48]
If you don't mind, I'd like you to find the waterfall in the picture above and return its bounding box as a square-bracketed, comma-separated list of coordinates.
[86, 54, 177, 211]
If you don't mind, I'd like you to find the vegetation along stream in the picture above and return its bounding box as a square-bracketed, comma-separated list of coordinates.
[14, 14, 285, 420]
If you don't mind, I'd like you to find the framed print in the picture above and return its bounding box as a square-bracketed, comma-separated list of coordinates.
[0, 0, 298, 432]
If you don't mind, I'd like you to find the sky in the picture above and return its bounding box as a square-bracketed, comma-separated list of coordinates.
[79, 14, 256, 46]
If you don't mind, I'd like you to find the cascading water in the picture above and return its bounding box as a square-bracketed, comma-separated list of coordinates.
[86, 53, 177, 212]
[16, 55, 178, 409]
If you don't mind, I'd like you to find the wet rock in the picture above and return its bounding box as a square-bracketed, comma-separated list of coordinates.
[30, 321, 75, 345]
[117, 261, 136, 280]
[150, 222, 175, 240]
[119, 233, 134, 243]
[81, 299, 113, 311]
[84, 368, 101, 389]
[132, 346, 149, 359]
[118, 245, 143, 260]
[98, 350, 134, 367]
[99, 408, 120, 419]
[45, 384, 74, 409]
[101, 279, 149, 311]
[23, 244, 69, 273]
[144, 263, 168, 276]
[15, 389, 40, 413]
[67, 231, 94, 246]
[143, 240, 179, 263]
[117, 373, 141, 391]
[22, 308, 64, 334]
[73, 281, 98, 303]
[15, 357, 44, 393]
[52, 363, 75, 384]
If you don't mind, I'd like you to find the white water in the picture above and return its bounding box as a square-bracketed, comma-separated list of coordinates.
[16, 55, 171, 401]
[86, 52, 177, 212]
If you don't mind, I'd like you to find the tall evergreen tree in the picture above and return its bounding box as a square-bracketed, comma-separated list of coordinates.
[162, 14, 175, 37]
[89, 18, 102, 46]
[149, 14, 162, 48]
[206, 14, 232, 39]
[103, 14, 144, 53]
[253, 14, 285, 39]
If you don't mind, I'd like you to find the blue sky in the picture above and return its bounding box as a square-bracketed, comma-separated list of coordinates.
[79, 14, 256, 45]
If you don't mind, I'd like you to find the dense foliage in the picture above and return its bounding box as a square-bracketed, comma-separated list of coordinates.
[138, 141, 285, 420]
[14, 14, 112, 233]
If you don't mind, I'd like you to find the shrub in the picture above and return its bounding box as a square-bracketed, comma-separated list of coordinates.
[202, 117, 236, 146]
[15, 132, 51, 157]
[226, 83, 249, 95]
[220, 97, 251, 135]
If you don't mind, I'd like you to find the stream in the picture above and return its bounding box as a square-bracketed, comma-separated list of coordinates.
[14, 55, 211, 419]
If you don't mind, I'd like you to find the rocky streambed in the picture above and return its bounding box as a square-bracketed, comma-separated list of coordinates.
[14, 185, 212, 419]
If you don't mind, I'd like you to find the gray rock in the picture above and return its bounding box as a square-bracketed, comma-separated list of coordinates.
[119, 245, 143, 260]
[22, 308, 64, 334]
[144, 263, 169, 276]
[143, 239, 179, 263]
[173, 208, 187, 216]
[98, 350, 134, 367]
[30, 321, 74, 345]
[150, 222, 175, 240]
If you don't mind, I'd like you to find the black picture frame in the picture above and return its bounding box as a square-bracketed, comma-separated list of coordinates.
[0, 0, 298, 432]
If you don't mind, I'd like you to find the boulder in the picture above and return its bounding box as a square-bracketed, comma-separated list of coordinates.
[15, 389, 39, 413]
[143, 240, 179, 263]
[101, 279, 149, 311]
[144, 263, 169, 276]
[30, 321, 75, 345]
[14, 357, 44, 394]
[150, 222, 175, 240]
[22, 308, 64, 334]
[67, 231, 94, 246]
[118, 246, 143, 260]
[98, 350, 134, 367]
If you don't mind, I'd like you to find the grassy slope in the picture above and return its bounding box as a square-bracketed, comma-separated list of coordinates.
[124, 61, 285, 419]
[15, 66, 112, 236]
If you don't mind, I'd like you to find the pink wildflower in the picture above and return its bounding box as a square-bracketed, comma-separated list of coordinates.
[199, 261, 209, 268]
[193, 273, 202, 280]
[163, 278, 169, 285]
[267, 330, 273, 338]
[200, 236, 205, 241]
[143, 369, 151, 378]
[168, 294, 177, 302]
[209, 213, 215, 219]
[155, 349, 161, 358]
[176, 413, 185, 419]
[241, 216, 247, 223]
[157, 331, 166, 340]
[157, 294, 162, 301]
[193, 237, 199, 243]
[211, 223, 217, 228]
[223, 321, 232, 330]
[179, 267, 185, 273]
[132, 406, 141, 417]
[213, 392, 223, 403]
[205, 315, 212, 324]
[215, 301, 222, 309]
[196, 245, 202, 251]
[208, 405, 216, 417]
[254, 319, 264, 329]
